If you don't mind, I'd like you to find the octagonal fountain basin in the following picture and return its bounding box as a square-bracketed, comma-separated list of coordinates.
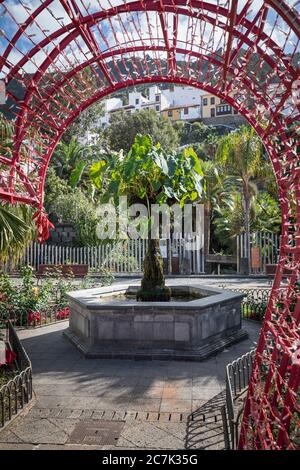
[64, 282, 248, 361]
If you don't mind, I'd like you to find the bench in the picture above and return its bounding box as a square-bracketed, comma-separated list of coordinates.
[37, 264, 88, 277]
[206, 255, 237, 275]
[266, 264, 293, 276]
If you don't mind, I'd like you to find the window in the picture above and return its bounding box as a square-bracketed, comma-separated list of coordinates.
[155, 95, 160, 102]
[168, 110, 173, 117]
[156, 105, 160, 111]
[211, 108, 215, 117]
[216, 105, 232, 116]
[210, 97, 215, 105]
[203, 98, 208, 106]
[135, 98, 139, 105]
[184, 107, 189, 115]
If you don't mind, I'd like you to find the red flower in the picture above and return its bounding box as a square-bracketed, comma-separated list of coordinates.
[0, 293, 7, 302]
[56, 307, 70, 320]
[5, 349, 16, 364]
[28, 310, 41, 325]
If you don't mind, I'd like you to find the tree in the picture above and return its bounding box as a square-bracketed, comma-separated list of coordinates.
[44, 167, 71, 211]
[51, 137, 86, 181]
[213, 192, 245, 252]
[176, 121, 217, 147]
[200, 161, 239, 255]
[0, 114, 36, 266]
[90, 134, 205, 301]
[44, 169, 101, 246]
[62, 101, 104, 144]
[0, 113, 13, 158]
[50, 137, 101, 189]
[104, 109, 179, 153]
[216, 126, 264, 271]
[251, 192, 281, 233]
[0, 204, 36, 266]
[213, 191, 281, 253]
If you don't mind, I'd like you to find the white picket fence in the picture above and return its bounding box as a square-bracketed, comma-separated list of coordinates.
[237, 232, 280, 274]
[4, 237, 205, 275]
[23, 240, 147, 273]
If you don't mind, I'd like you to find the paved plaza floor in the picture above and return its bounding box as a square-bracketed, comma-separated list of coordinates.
[0, 322, 260, 450]
[0, 278, 263, 450]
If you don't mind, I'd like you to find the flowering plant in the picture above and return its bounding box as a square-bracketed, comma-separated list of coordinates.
[56, 306, 70, 320]
[27, 310, 42, 325]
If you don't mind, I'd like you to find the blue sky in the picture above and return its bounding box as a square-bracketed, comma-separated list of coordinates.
[0, 0, 298, 81]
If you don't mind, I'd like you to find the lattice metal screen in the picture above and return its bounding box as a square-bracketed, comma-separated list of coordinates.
[0, 0, 299, 449]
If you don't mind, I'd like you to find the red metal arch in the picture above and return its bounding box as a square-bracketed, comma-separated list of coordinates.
[0, 0, 299, 450]
[14, 48, 282, 166]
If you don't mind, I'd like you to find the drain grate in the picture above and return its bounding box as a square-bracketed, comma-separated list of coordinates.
[67, 420, 125, 445]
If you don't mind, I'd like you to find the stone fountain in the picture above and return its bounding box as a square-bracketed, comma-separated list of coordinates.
[64, 280, 247, 361]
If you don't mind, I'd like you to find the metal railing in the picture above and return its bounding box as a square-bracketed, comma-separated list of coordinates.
[219, 286, 271, 322]
[0, 321, 33, 428]
[237, 231, 280, 274]
[0, 305, 69, 330]
[224, 349, 256, 449]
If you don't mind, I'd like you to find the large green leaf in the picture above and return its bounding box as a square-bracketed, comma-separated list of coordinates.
[130, 134, 153, 159]
[69, 160, 86, 188]
[153, 151, 169, 175]
[0, 205, 33, 262]
[162, 185, 175, 199]
[124, 158, 138, 179]
[89, 160, 107, 189]
[166, 154, 177, 178]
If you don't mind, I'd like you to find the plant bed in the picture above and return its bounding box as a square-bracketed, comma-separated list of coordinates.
[0, 265, 114, 328]
[0, 368, 18, 389]
[0, 367, 19, 427]
[0, 323, 33, 429]
[242, 301, 268, 322]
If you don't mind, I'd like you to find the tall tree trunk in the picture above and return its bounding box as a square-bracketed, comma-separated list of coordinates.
[243, 180, 251, 275]
[204, 201, 211, 256]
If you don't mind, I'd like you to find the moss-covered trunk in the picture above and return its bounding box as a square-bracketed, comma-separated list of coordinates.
[137, 238, 171, 301]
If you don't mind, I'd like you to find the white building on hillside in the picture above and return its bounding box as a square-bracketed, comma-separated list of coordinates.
[99, 97, 123, 127]
[163, 85, 204, 108]
[98, 85, 205, 128]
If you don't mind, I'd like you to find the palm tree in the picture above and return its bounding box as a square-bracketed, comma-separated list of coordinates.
[51, 137, 101, 188]
[52, 137, 85, 180]
[0, 114, 36, 268]
[216, 125, 264, 272]
[0, 204, 35, 267]
[201, 160, 243, 255]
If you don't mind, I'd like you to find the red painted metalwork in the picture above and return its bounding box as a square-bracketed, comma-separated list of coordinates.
[0, 0, 299, 450]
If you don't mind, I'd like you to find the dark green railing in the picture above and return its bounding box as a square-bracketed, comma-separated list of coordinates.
[0, 321, 32, 428]
[219, 286, 271, 322]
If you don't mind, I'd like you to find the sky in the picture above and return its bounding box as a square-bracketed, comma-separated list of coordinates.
[0, 0, 298, 79]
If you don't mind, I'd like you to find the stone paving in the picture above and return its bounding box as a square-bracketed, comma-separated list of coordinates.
[0, 310, 260, 450]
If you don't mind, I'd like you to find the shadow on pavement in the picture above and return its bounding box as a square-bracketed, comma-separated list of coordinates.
[185, 390, 227, 450]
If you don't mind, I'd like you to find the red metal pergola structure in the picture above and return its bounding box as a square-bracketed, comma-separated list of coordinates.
[0, 0, 299, 450]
